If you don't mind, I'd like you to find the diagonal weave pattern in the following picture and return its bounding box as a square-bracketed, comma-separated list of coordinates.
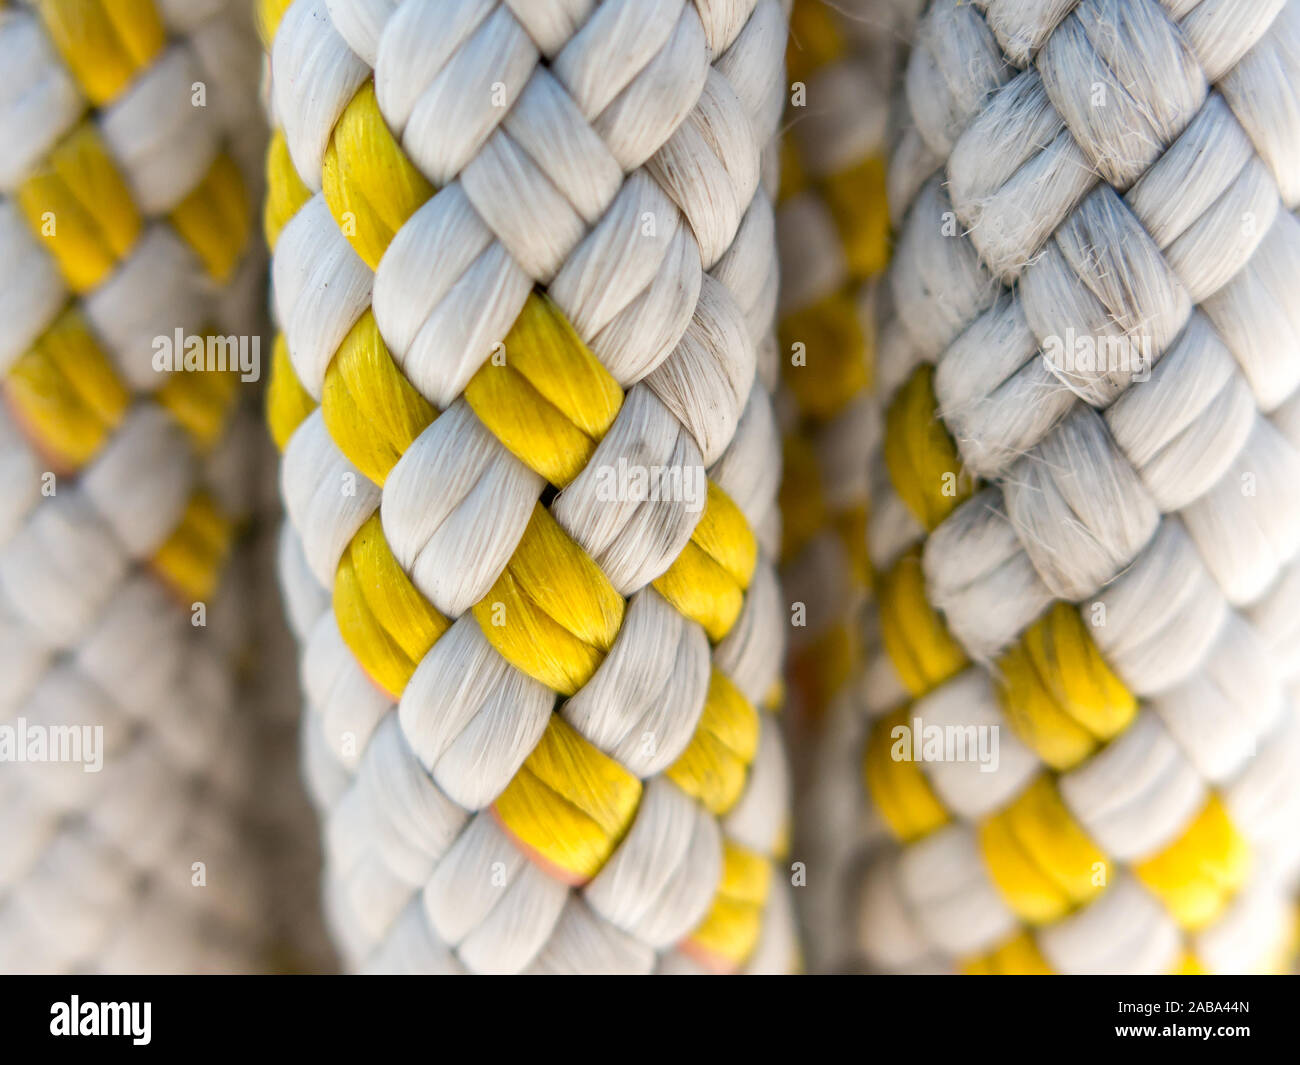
[262, 0, 800, 973]
[854, 0, 1300, 974]
[0, 0, 266, 972]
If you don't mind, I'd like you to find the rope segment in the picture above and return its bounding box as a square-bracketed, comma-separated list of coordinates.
[854, 0, 1300, 974]
[262, 0, 799, 974]
[0, 0, 266, 972]
[774, 0, 919, 968]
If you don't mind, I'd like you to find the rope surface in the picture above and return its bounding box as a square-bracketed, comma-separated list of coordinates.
[0, 0, 265, 972]
[775, 0, 917, 968]
[854, 0, 1300, 974]
[262, 0, 799, 974]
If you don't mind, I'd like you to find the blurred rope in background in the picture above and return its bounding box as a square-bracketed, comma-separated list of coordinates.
[0, 0, 273, 972]
[774, 0, 919, 970]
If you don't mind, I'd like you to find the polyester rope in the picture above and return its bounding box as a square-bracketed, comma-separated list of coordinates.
[0, 0, 266, 972]
[854, 0, 1300, 974]
[261, 0, 800, 974]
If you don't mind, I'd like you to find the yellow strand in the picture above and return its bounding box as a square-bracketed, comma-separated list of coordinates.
[778, 289, 870, 422]
[863, 707, 950, 842]
[4, 308, 129, 470]
[822, 154, 891, 280]
[778, 433, 827, 562]
[962, 930, 1055, 975]
[493, 716, 642, 884]
[333, 514, 450, 698]
[266, 334, 316, 451]
[1135, 798, 1250, 931]
[321, 311, 436, 486]
[784, 0, 846, 85]
[322, 81, 434, 269]
[156, 335, 240, 450]
[652, 482, 757, 643]
[877, 545, 968, 696]
[665, 670, 761, 814]
[264, 130, 312, 250]
[979, 776, 1106, 925]
[15, 121, 141, 292]
[150, 492, 233, 603]
[884, 363, 972, 530]
[170, 153, 250, 283]
[474, 504, 625, 697]
[995, 602, 1137, 770]
[255, 0, 293, 48]
[684, 842, 772, 969]
[464, 293, 623, 487]
[36, 0, 164, 106]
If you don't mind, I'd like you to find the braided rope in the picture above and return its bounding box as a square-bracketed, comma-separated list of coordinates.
[852, 0, 1300, 974]
[261, 0, 799, 974]
[775, 0, 916, 967]
[0, 0, 267, 972]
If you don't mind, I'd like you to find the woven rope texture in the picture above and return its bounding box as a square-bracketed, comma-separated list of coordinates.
[0, 0, 267, 973]
[855, 0, 1300, 974]
[261, 0, 801, 974]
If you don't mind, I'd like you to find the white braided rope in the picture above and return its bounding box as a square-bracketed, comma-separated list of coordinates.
[854, 0, 1300, 974]
[267, 0, 800, 974]
[0, 0, 267, 973]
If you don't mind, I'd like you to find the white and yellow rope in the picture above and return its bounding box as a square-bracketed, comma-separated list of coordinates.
[775, 0, 918, 968]
[0, 0, 266, 973]
[852, 0, 1300, 974]
[261, 0, 799, 974]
